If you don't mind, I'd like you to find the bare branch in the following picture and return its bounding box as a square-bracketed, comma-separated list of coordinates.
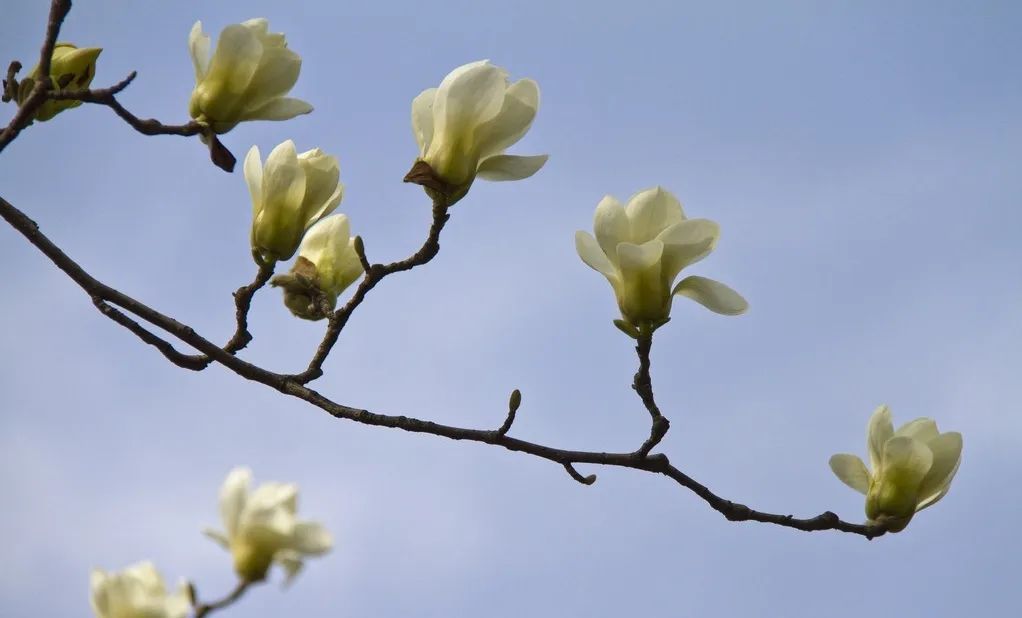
[222, 263, 276, 354]
[563, 462, 597, 485]
[632, 335, 671, 457]
[91, 297, 208, 371]
[0, 194, 888, 539]
[193, 580, 251, 618]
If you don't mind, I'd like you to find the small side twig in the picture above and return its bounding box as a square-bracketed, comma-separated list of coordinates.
[496, 389, 522, 436]
[92, 297, 208, 371]
[222, 263, 276, 354]
[563, 462, 597, 485]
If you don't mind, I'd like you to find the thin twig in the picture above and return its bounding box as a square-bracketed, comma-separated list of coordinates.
[289, 197, 452, 384]
[0, 194, 888, 539]
[222, 263, 276, 354]
[91, 297, 208, 371]
[632, 335, 671, 456]
[193, 580, 251, 618]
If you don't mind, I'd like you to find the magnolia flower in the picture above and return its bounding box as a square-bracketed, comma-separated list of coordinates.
[830, 405, 963, 532]
[188, 19, 312, 134]
[271, 214, 365, 320]
[204, 467, 333, 583]
[245, 140, 343, 264]
[575, 186, 747, 334]
[19, 42, 102, 122]
[90, 561, 191, 618]
[408, 60, 547, 204]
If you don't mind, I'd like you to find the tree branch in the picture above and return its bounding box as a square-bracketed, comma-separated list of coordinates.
[633, 335, 670, 457]
[193, 580, 251, 618]
[0, 193, 887, 539]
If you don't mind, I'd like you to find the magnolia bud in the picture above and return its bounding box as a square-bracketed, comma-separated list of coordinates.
[20, 43, 102, 122]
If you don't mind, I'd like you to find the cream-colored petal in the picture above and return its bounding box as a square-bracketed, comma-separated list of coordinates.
[916, 431, 962, 511]
[300, 215, 350, 266]
[476, 154, 547, 181]
[291, 521, 333, 555]
[247, 482, 299, 514]
[575, 231, 616, 279]
[219, 467, 252, 540]
[90, 570, 110, 617]
[894, 418, 939, 443]
[411, 88, 437, 154]
[829, 453, 870, 495]
[188, 21, 211, 80]
[243, 146, 263, 216]
[275, 550, 304, 587]
[593, 195, 629, 263]
[241, 46, 302, 111]
[123, 561, 165, 594]
[297, 149, 342, 224]
[432, 60, 507, 143]
[880, 435, 934, 488]
[241, 97, 313, 122]
[672, 276, 748, 315]
[657, 218, 720, 283]
[867, 405, 894, 473]
[204, 24, 262, 97]
[475, 78, 539, 159]
[616, 240, 664, 277]
[202, 528, 231, 550]
[625, 186, 685, 244]
[164, 584, 194, 618]
[262, 140, 307, 211]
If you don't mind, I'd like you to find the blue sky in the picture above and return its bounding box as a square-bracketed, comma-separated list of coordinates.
[1, 1, 1020, 616]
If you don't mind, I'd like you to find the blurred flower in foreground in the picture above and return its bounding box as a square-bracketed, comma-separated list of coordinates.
[830, 404, 963, 532]
[204, 467, 333, 583]
[19, 42, 102, 122]
[575, 186, 746, 336]
[90, 561, 190, 618]
[407, 60, 547, 204]
[188, 19, 312, 134]
[245, 139, 343, 265]
[271, 214, 364, 320]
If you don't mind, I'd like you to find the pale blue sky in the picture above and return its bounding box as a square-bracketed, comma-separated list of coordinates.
[1, 1, 1020, 616]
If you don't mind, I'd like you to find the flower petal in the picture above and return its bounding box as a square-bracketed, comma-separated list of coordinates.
[880, 435, 934, 490]
[829, 453, 870, 495]
[657, 218, 720, 283]
[219, 467, 252, 539]
[476, 78, 539, 159]
[275, 550, 304, 587]
[432, 60, 507, 144]
[593, 195, 629, 263]
[867, 405, 894, 473]
[411, 88, 437, 154]
[672, 276, 748, 315]
[476, 154, 547, 181]
[204, 24, 263, 97]
[203, 528, 231, 550]
[575, 231, 616, 279]
[243, 146, 263, 217]
[262, 140, 307, 212]
[241, 46, 303, 111]
[616, 240, 664, 277]
[916, 431, 962, 511]
[291, 521, 333, 555]
[188, 21, 211, 80]
[300, 214, 351, 266]
[894, 418, 939, 443]
[241, 97, 314, 122]
[625, 186, 685, 244]
[90, 569, 110, 616]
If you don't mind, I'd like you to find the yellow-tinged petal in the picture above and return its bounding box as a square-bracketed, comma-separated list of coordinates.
[593, 195, 630, 263]
[575, 230, 616, 279]
[916, 431, 962, 511]
[673, 276, 748, 315]
[476, 154, 547, 181]
[625, 186, 685, 244]
[829, 454, 870, 495]
[411, 88, 437, 153]
[867, 404, 894, 473]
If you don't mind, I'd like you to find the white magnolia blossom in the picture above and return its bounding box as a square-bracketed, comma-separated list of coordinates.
[575, 186, 747, 331]
[411, 60, 547, 201]
[90, 561, 191, 618]
[204, 467, 333, 583]
[188, 19, 312, 133]
[245, 140, 343, 264]
[830, 405, 963, 532]
[22, 42, 102, 122]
